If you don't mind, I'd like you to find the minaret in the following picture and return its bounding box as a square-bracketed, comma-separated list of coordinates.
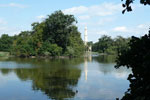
[84, 27, 88, 46]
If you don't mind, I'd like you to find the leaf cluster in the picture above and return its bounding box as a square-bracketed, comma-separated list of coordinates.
[121, 0, 150, 14]
[115, 29, 150, 100]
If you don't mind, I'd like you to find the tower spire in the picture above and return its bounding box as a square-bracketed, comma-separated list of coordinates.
[84, 27, 88, 46]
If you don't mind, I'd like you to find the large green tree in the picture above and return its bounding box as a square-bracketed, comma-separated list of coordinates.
[11, 10, 84, 57]
[0, 34, 13, 52]
[43, 11, 77, 52]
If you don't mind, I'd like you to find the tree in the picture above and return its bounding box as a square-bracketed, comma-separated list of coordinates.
[12, 31, 35, 57]
[92, 35, 113, 54]
[66, 26, 84, 57]
[98, 35, 113, 53]
[122, 0, 150, 14]
[31, 22, 45, 54]
[92, 35, 130, 55]
[115, 0, 150, 99]
[43, 10, 77, 52]
[115, 29, 150, 100]
[0, 34, 13, 52]
[10, 10, 84, 57]
[114, 36, 130, 55]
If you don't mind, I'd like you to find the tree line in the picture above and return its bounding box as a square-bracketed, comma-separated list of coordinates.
[0, 11, 84, 57]
[92, 35, 130, 55]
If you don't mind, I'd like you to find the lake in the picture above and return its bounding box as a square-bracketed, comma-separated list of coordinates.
[0, 55, 131, 100]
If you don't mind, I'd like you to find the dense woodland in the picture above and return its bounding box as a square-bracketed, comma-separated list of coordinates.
[92, 35, 130, 55]
[0, 11, 84, 57]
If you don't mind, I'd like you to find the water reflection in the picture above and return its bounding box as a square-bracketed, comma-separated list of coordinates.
[93, 55, 130, 77]
[93, 55, 116, 63]
[0, 56, 131, 100]
[84, 52, 92, 81]
[0, 58, 82, 100]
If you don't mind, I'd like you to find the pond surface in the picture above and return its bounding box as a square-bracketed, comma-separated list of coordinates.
[0, 55, 131, 100]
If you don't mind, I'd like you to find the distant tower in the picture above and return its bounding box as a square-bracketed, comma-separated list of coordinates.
[84, 27, 88, 46]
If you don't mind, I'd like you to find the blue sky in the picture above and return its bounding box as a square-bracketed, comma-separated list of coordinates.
[0, 0, 150, 42]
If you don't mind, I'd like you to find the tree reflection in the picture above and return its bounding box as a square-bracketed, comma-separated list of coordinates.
[0, 58, 82, 100]
[93, 55, 131, 75]
[93, 55, 116, 63]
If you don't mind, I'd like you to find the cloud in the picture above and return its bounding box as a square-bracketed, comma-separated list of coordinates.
[0, 26, 23, 36]
[113, 26, 128, 32]
[0, 3, 27, 8]
[0, 19, 7, 25]
[98, 17, 115, 26]
[96, 30, 108, 35]
[78, 15, 90, 20]
[63, 3, 121, 17]
[0, 27, 7, 31]
[137, 24, 149, 29]
[63, 6, 88, 15]
[36, 15, 46, 20]
[63, 2, 122, 42]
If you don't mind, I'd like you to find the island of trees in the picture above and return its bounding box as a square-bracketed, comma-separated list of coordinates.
[0, 11, 84, 58]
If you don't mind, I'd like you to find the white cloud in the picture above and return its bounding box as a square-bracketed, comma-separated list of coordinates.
[0, 26, 23, 36]
[137, 24, 148, 29]
[63, 6, 88, 15]
[63, 2, 122, 42]
[78, 15, 90, 20]
[63, 3, 121, 17]
[96, 30, 108, 35]
[36, 15, 46, 20]
[98, 18, 115, 26]
[113, 26, 128, 32]
[0, 19, 7, 25]
[0, 26, 6, 30]
[0, 3, 27, 8]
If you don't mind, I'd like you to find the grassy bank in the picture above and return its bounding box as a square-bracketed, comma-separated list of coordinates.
[0, 52, 10, 57]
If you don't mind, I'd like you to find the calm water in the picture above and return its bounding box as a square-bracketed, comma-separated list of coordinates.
[0, 55, 131, 100]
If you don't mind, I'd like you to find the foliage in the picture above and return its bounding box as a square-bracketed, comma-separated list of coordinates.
[43, 10, 77, 52]
[0, 34, 14, 52]
[0, 10, 84, 57]
[92, 35, 130, 55]
[114, 36, 130, 55]
[11, 31, 35, 57]
[93, 35, 113, 53]
[66, 26, 84, 57]
[121, 0, 150, 14]
[115, 29, 150, 100]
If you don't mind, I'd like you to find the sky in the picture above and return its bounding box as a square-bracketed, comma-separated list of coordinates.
[0, 0, 150, 42]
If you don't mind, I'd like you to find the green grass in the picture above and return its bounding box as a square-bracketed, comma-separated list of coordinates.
[0, 52, 10, 57]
